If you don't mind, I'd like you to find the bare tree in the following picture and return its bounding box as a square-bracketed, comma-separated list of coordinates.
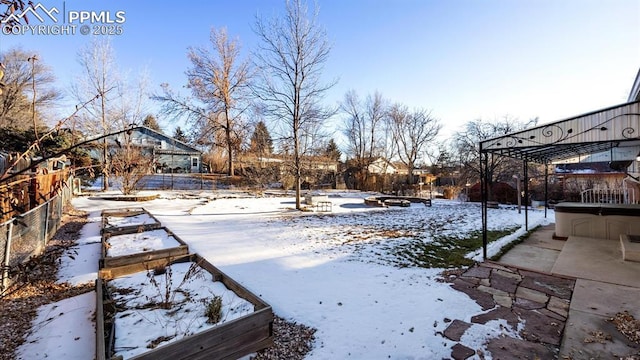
[341, 90, 387, 189]
[73, 38, 119, 190]
[388, 104, 441, 185]
[110, 131, 155, 195]
[74, 39, 150, 192]
[111, 72, 153, 194]
[253, 0, 336, 209]
[0, 47, 61, 130]
[185, 27, 252, 176]
[452, 116, 538, 199]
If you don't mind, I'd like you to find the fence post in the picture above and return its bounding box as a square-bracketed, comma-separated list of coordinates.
[2, 222, 13, 292]
[44, 201, 50, 246]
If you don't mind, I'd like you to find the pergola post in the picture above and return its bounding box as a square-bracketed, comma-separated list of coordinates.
[524, 159, 529, 231]
[480, 146, 488, 260]
[544, 162, 549, 218]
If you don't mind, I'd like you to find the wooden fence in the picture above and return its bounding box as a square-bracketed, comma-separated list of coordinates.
[0, 169, 71, 223]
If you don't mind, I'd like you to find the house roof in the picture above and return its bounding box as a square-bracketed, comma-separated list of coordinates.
[134, 126, 202, 153]
[479, 100, 640, 164]
[629, 67, 640, 102]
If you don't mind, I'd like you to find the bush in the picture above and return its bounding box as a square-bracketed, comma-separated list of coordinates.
[205, 295, 223, 324]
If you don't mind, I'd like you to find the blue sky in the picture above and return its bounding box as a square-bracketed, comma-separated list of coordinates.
[2, 0, 639, 139]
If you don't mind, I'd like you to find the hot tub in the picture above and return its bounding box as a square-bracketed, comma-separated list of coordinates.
[554, 202, 640, 240]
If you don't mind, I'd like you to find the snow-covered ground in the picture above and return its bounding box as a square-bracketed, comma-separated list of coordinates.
[17, 190, 553, 359]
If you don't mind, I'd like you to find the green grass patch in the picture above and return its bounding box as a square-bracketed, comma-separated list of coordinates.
[489, 225, 539, 261]
[392, 227, 519, 268]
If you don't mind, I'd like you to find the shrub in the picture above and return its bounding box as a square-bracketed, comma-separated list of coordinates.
[205, 295, 223, 324]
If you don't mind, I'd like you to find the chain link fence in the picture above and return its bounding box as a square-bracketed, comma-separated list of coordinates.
[1, 176, 72, 292]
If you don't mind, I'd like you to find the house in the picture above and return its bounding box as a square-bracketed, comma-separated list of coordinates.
[236, 153, 340, 189]
[413, 168, 437, 186]
[367, 157, 396, 174]
[103, 126, 202, 173]
[554, 161, 627, 192]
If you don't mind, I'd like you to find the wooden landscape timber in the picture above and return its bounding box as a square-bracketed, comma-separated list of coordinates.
[101, 208, 162, 236]
[99, 227, 190, 278]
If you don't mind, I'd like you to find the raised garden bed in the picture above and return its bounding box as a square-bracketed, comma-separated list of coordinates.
[100, 227, 189, 278]
[96, 254, 274, 360]
[102, 208, 162, 235]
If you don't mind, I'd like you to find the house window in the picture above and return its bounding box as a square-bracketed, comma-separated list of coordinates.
[192, 157, 198, 167]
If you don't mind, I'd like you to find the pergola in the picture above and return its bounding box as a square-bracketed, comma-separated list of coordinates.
[478, 100, 640, 259]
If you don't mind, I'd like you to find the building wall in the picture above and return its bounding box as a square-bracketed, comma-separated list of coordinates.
[156, 153, 199, 173]
[97, 127, 202, 174]
[560, 173, 625, 192]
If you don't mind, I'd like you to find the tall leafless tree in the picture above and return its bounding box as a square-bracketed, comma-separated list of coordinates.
[74, 38, 150, 192]
[73, 38, 120, 190]
[253, 0, 336, 209]
[388, 104, 441, 185]
[341, 90, 387, 189]
[186, 27, 252, 176]
[0, 48, 61, 130]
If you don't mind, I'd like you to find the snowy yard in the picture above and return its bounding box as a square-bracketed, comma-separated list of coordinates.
[19, 191, 553, 359]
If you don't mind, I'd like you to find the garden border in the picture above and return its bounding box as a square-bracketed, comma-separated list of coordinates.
[101, 208, 163, 236]
[96, 253, 274, 360]
[99, 226, 190, 276]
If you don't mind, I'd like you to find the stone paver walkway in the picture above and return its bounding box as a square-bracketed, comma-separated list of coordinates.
[444, 261, 575, 359]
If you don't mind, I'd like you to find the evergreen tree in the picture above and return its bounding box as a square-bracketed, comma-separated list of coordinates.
[143, 114, 162, 132]
[324, 138, 342, 161]
[249, 121, 273, 155]
[173, 126, 189, 143]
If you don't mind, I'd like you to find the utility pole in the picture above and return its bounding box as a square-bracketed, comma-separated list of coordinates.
[27, 56, 39, 145]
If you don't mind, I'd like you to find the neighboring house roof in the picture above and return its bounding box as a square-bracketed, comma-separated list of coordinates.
[555, 161, 627, 174]
[109, 126, 201, 155]
[238, 154, 339, 172]
[368, 157, 396, 174]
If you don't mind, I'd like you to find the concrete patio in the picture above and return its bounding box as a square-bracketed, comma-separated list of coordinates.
[498, 223, 640, 358]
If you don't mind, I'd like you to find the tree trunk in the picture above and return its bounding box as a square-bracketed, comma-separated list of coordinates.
[102, 137, 109, 191]
[294, 133, 301, 210]
[225, 109, 234, 176]
[101, 92, 109, 191]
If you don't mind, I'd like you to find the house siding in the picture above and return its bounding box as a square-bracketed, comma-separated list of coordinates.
[98, 126, 202, 173]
